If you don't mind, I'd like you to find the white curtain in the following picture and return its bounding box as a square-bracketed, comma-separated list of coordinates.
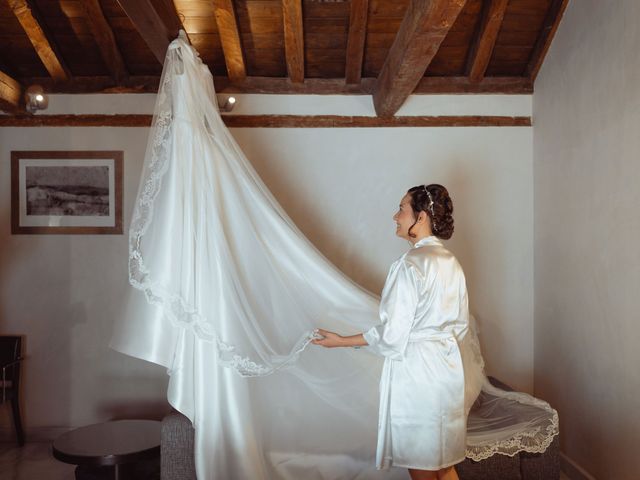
[111, 33, 558, 480]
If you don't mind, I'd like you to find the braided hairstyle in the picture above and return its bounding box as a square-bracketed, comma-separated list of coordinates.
[406, 184, 454, 240]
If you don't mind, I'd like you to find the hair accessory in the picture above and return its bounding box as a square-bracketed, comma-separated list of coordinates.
[423, 185, 434, 208]
[423, 185, 436, 231]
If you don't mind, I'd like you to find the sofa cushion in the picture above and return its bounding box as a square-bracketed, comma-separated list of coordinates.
[519, 436, 560, 480]
[457, 453, 522, 480]
[161, 411, 196, 480]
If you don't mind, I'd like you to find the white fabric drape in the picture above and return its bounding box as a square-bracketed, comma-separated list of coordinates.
[111, 33, 558, 480]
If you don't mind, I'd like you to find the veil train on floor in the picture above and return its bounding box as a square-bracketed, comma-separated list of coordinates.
[111, 33, 558, 480]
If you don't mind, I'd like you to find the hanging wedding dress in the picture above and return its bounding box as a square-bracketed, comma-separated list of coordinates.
[111, 33, 558, 479]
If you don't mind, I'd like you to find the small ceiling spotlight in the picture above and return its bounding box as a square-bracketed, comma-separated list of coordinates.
[25, 85, 48, 114]
[220, 96, 236, 113]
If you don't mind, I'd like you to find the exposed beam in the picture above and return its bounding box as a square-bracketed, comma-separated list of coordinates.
[216, 75, 532, 95]
[0, 70, 23, 113]
[0, 114, 151, 127]
[282, 0, 304, 83]
[213, 0, 246, 82]
[466, 0, 509, 83]
[23, 75, 532, 95]
[116, 0, 184, 64]
[215, 76, 375, 94]
[345, 0, 368, 84]
[0, 114, 531, 128]
[415, 76, 532, 94]
[373, 0, 467, 117]
[525, 0, 570, 81]
[7, 0, 69, 81]
[152, 0, 185, 35]
[21, 76, 161, 94]
[80, 0, 129, 83]
[223, 115, 531, 128]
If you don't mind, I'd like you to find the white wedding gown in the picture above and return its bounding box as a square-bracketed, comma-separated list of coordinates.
[111, 33, 558, 479]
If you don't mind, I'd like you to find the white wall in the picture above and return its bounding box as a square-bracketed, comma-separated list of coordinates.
[533, 1, 640, 478]
[0, 93, 533, 436]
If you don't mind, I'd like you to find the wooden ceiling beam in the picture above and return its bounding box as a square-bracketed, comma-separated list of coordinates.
[415, 76, 532, 94]
[0, 70, 23, 113]
[282, 0, 304, 83]
[116, 0, 184, 64]
[525, 0, 570, 81]
[345, 0, 368, 84]
[466, 0, 509, 83]
[20, 76, 160, 94]
[0, 114, 531, 128]
[213, 0, 246, 82]
[152, 0, 185, 36]
[372, 0, 467, 117]
[224, 115, 531, 128]
[80, 0, 128, 83]
[7, 0, 69, 82]
[21, 75, 532, 95]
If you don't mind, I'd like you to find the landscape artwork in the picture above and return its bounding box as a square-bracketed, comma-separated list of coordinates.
[25, 165, 110, 216]
[11, 151, 123, 234]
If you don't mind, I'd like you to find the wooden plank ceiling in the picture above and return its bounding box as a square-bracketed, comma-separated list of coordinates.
[0, 0, 569, 116]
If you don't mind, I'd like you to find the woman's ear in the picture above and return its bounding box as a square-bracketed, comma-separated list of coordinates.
[418, 211, 427, 223]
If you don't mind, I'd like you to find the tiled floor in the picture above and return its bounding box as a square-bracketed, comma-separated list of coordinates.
[0, 442, 572, 479]
[0, 442, 75, 480]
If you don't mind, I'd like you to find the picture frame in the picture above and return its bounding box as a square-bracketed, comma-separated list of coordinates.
[11, 151, 123, 235]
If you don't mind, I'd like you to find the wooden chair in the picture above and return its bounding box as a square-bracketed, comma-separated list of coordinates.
[0, 335, 25, 446]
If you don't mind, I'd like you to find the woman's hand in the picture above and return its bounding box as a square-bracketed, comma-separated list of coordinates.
[311, 329, 346, 348]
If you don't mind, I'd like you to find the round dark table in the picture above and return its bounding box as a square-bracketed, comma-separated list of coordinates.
[52, 420, 161, 480]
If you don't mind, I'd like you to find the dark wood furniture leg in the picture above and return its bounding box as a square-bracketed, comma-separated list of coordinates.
[11, 396, 25, 446]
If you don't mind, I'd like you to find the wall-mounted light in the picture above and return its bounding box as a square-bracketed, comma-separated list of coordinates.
[25, 85, 48, 114]
[220, 96, 236, 113]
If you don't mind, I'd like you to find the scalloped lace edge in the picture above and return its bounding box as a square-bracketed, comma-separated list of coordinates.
[465, 380, 560, 461]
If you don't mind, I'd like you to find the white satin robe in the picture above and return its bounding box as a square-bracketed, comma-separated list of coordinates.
[363, 236, 481, 471]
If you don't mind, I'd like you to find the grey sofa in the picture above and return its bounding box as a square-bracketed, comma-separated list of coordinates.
[456, 436, 560, 480]
[162, 410, 197, 480]
[161, 378, 559, 480]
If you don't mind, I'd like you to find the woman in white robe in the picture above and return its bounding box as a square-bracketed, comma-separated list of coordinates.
[313, 184, 482, 480]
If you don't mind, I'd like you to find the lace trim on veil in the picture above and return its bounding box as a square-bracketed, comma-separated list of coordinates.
[462, 322, 559, 460]
[465, 380, 560, 461]
[127, 42, 314, 377]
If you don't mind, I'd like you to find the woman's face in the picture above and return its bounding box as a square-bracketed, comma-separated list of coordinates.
[393, 194, 416, 240]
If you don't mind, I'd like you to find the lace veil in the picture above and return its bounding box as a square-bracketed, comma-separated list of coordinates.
[111, 33, 558, 479]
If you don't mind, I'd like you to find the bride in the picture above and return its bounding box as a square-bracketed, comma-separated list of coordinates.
[313, 184, 482, 480]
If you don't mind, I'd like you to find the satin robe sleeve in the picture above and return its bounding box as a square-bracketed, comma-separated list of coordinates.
[363, 258, 421, 361]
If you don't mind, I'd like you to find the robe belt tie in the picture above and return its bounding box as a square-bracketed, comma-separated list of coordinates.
[408, 325, 469, 343]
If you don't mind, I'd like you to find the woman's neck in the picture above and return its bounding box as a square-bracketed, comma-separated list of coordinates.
[409, 231, 433, 245]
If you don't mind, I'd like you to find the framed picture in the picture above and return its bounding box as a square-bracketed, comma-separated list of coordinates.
[11, 151, 123, 234]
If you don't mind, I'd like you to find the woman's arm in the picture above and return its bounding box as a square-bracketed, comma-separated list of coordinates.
[311, 329, 368, 348]
[313, 260, 419, 353]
